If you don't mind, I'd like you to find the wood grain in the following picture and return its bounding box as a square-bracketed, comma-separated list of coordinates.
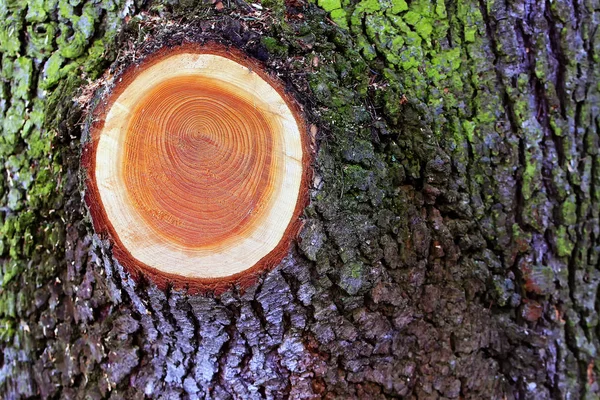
[83, 44, 309, 290]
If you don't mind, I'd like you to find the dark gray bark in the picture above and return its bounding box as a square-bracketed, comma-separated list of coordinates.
[0, 0, 599, 398]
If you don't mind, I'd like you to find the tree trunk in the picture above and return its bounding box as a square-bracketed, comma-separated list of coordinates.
[0, 0, 598, 398]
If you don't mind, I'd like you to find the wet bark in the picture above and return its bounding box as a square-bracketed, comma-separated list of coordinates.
[0, 0, 598, 399]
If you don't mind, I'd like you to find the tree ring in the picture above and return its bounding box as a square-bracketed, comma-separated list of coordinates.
[83, 43, 310, 292]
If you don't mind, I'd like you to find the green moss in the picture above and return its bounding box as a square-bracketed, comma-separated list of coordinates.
[78, 3, 100, 39]
[318, 0, 342, 12]
[464, 26, 476, 42]
[331, 0, 470, 147]
[403, 10, 420, 26]
[414, 17, 433, 40]
[0, 319, 16, 342]
[0, 0, 132, 354]
[476, 111, 495, 124]
[434, 0, 446, 18]
[0, 17, 23, 57]
[330, 9, 348, 29]
[462, 120, 476, 143]
[343, 164, 372, 191]
[59, 31, 88, 58]
[2, 101, 26, 151]
[355, 0, 381, 14]
[27, 168, 57, 208]
[317, 0, 349, 28]
[561, 196, 578, 226]
[26, 0, 48, 22]
[26, 22, 57, 59]
[13, 57, 33, 101]
[261, 37, 289, 56]
[27, 130, 53, 160]
[7, 188, 23, 211]
[556, 226, 574, 257]
[521, 135, 543, 202]
[0, 260, 23, 288]
[41, 52, 65, 88]
[390, 0, 408, 14]
[261, 0, 286, 19]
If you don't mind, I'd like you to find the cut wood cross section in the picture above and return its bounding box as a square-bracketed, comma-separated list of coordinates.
[82, 44, 310, 292]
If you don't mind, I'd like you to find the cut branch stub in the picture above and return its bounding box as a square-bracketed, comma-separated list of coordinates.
[83, 44, 310, 293]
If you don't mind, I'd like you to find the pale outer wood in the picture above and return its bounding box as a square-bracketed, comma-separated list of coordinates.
[95, 53, 303, 278]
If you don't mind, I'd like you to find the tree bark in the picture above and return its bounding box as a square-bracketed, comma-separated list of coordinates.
[0, 0, 598, 398]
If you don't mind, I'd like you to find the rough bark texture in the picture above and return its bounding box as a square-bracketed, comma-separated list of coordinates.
[0, 0, 598, 399]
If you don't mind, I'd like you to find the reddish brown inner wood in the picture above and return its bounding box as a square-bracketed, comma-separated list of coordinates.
[122, 76, 276, 248]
